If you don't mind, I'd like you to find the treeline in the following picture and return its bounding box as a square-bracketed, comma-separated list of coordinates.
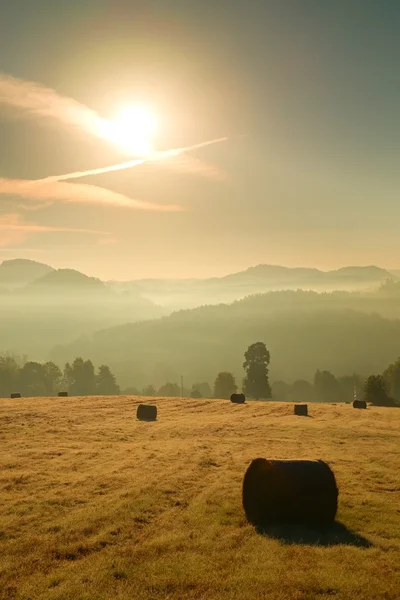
[272, 371, 364, 404]
[1, 348, 399, 406]
[0, 356, 119, 397]
[272, 359, 400, 406]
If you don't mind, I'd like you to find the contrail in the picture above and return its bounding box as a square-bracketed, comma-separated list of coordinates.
[0, 73, 229, 182]
[0, 178, 181, 211]
[37, 137, 228, 183]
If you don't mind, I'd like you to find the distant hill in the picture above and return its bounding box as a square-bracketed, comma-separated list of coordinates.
[0, 259, 54, 289]
[216, 264, 393, 286]
[0, 267, 165, 358]
[111, 264, 396, 309]
[51, 288, 400, 390]
[28, 269, 108, 295]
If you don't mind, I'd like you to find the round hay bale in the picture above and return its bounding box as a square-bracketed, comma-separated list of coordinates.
[230, 393, 245, 404]
[294, 404, 308, 416]
[137, 404, 157, 421]
[353, 400, 367, 409]
[10, 393, 21, 399]
[58, 391, 68, 397]
[242, 458, 338, 528]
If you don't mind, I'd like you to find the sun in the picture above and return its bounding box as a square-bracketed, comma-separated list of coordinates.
[100, 105, 157, 157]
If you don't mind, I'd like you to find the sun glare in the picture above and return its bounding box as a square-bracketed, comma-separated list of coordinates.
[100, 105, 157, 157]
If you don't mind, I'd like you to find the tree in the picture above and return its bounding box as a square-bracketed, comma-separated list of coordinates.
[96, 365, 120, 395]
[62, 362, 73, 393]
[64, 358, 96, 396]
[243, 342, 271, 400]
[142, 384, 156, 397]
[383, 358, 400, 401]
[364, 375, 394, 406]
[0, 356, 20, 397]
[158, 382, 180, 397]
[43, 361, 62, 396]
[314, 370, 341, 403]
[18, 362, 46, 397]
[213, 372, 237, 399]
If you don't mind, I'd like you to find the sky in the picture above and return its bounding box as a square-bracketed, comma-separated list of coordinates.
[0, 0, 399, 279]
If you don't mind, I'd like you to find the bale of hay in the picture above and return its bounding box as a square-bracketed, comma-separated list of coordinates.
[137, 404, 157, 421]
[353, 400, 367, 409]
[242, 458, 338, 528]
[294, 404, 308, 416]
[10, 393, 21, 399]
[230, 393, 245, 404]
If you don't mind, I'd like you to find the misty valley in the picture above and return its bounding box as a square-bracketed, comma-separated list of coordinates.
[1, 258, 400, 402]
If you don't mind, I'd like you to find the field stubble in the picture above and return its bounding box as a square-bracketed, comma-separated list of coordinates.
[0, 397, 398, 600]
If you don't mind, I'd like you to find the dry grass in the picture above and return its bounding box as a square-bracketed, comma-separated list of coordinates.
[0, 397, 399, 600]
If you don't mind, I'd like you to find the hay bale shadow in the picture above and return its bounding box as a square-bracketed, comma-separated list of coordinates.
[257, 521, 372, 547]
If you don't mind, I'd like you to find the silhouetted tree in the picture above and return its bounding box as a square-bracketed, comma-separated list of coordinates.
[383, 358, 400, 401]
[158, 382, 180, 397]
[142, 384, 156, 397]
[18, 362, 46, 397]
[96, 365, 120, 395]
[213, 372, 237, 399]
[64, 358, 96, 396]
[364, 375, 394, 406]
[43, 361, 62, 395]
[243, 342, 271, 400]
[314, 370, 341, 403]
[0, 356, 20, 397]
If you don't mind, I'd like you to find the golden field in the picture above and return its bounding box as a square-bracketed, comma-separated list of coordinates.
[0, 396, 398, 600]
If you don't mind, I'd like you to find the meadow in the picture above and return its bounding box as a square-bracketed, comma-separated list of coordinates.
[0, 397, 398, 600]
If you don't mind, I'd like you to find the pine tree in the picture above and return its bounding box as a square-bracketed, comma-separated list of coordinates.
[96, 365, 120, 395]
[243, 342, 271, 400]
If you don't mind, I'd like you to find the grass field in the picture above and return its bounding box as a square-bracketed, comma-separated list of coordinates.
[0, 397, 399, 600]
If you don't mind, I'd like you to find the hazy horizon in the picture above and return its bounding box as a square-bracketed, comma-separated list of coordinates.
[1, 256, 400, 281]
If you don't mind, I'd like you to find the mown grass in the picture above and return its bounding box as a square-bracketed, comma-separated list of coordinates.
[0, 397, 398, 600]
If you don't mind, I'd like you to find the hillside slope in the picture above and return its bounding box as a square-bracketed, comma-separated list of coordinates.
[52, 290, 400, 388]
[110, 264, 396, 309]
[0, 259, 54, 289]
[0, 268, 164, 358]
[0, 396, 398, 600]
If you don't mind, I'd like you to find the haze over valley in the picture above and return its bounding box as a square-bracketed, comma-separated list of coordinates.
[1, 258, 400, 395]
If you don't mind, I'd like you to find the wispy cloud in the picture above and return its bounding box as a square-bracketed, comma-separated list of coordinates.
[0, 178, 181, 211]
[0, 71, 228, 219]
[0, 72, 106, 136]
[0, 213, 108, 247]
